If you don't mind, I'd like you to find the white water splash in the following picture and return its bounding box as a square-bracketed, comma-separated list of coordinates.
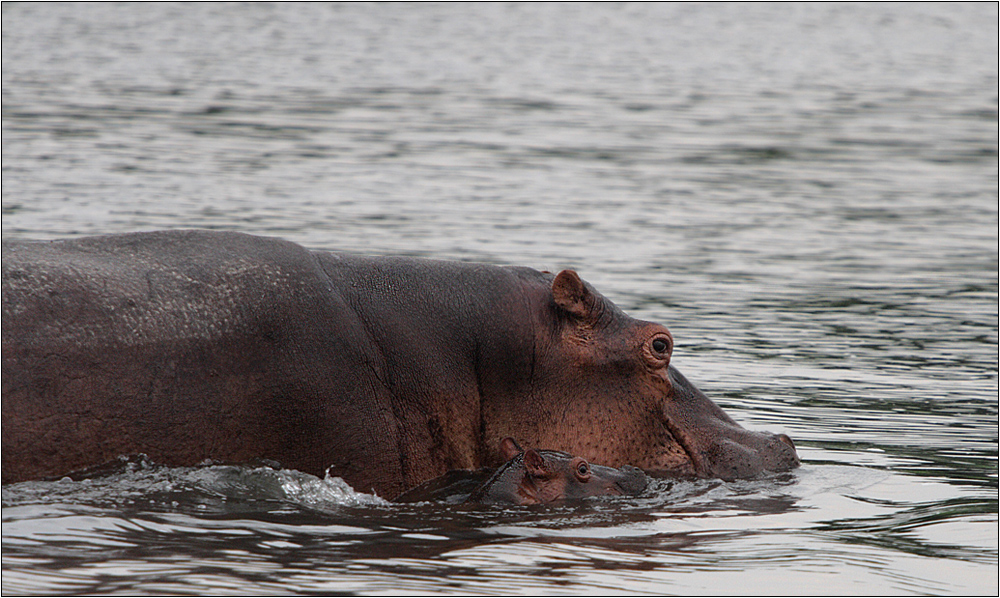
[275, 468, 388, 509]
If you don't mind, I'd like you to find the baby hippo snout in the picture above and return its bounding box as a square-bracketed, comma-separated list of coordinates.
[612, 464, 649, 496]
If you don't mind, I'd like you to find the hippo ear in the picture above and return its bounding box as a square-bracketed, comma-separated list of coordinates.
[552, 270, 597, 320]
[500, 437, 524, 461]
[523, 449, 548, 477]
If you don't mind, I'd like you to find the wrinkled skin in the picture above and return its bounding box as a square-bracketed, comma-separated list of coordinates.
[467, 437, 647, 504]
[1, 230, 798, 498]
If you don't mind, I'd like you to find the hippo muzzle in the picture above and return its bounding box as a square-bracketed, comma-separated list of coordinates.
[661, 366, 800, 480]
[607, 464, 649, 496]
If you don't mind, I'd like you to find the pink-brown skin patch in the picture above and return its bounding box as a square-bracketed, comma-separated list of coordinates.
[467, 437, 647, 505]
[3, 231, 798, 499]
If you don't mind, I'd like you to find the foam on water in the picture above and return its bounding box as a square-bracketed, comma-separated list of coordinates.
[1, 458, 389, 513]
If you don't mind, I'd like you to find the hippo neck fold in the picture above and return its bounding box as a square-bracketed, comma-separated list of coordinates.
[311, 252, 540, 490]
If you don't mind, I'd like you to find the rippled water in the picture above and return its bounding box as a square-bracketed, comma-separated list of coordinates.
[2, 3, 997, 595]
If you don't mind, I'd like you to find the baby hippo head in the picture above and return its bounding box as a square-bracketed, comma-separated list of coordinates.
[468, 437, 648, 505]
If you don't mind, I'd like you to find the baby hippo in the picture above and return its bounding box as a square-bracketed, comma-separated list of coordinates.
[467, 438, 647, 505]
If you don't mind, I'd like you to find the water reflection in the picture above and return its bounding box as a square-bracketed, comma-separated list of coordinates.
[4, 461, 995, 594]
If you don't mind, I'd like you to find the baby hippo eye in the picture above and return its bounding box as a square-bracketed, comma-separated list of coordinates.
[569, 457, 592, 482]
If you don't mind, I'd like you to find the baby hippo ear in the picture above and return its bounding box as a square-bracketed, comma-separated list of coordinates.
[552, 270, 596, 320]
[523, 449, 548, 477]
[500, 437, 524, 461]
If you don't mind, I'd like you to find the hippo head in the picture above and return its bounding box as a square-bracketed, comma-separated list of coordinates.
[482, 269, 799, 480]
[468, 437, 648, 505]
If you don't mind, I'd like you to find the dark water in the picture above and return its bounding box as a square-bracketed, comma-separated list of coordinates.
[2, 3, 997, 595]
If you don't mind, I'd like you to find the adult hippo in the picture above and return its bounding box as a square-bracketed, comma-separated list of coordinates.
[1, 230, 797, 498]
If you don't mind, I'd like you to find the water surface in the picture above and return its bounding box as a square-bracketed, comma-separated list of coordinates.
[2, 3, 997, 595]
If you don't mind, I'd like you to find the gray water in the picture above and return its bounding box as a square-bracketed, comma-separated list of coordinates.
[2, 3, 997, 595]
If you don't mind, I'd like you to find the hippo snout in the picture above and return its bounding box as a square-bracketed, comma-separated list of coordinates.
[613, 465, 648, 495]
[703, 432, 800, 481]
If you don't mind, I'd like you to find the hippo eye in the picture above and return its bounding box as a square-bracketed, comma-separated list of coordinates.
[650, 335, 672, 356]
[575, 461, 591, 480]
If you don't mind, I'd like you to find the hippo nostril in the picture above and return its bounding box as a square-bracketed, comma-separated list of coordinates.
[777, 434, 795, 450]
